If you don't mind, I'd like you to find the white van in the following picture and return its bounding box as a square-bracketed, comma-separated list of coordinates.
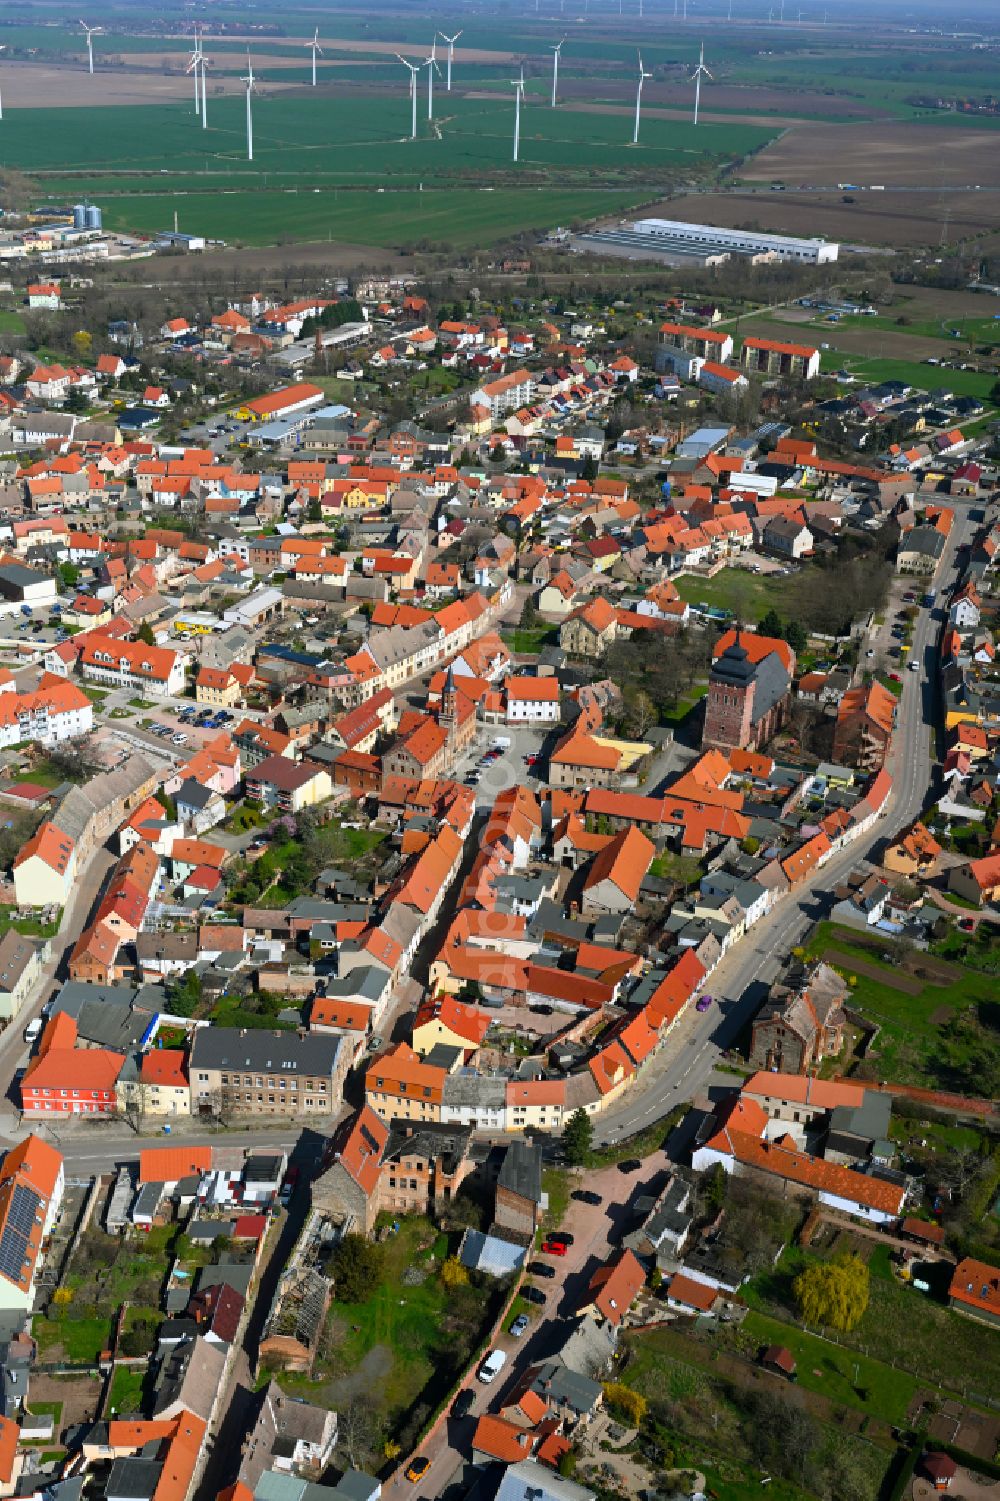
[477, 1349, 507, 1385]
[23, 1018, 42, 1045]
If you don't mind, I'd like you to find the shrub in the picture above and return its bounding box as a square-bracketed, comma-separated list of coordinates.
[602, 1382, 647, 1427]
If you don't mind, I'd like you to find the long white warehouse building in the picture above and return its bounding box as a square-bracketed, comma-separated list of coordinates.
[632, 217, 839, 265]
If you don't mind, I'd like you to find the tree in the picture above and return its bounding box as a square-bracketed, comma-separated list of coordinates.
[700, 1162, 726, 1216]
[168, 970, 202, 1018]
[137, 622, 156, 646]
[623, 685, 657, 739]
[794, 1252, 869, 1331]
[758, 606, 784, 640]
[72, 329, 93, 359]
[602, 1382, 647, 1427]
[331, 1232, 384, 1304]
[57, 561, 80, 590]
[784, 619, 808, 655]
[440, 1255, 469, 1289]
[563, 1108, 593, 1166]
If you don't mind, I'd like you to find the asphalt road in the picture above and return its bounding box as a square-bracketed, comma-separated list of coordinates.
[592, 501, 973, 1145]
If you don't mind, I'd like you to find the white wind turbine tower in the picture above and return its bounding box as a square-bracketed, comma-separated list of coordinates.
[242, 55, 257, 162]
[690, 41, 712, 124]
[199, 54, 210, 128]
[423, 40, 441, 120]
[439, 30, 462, 92]
[186, 45, 203, 122]
[395, 54, 419, 139]
[305, 27, 324, 87]
[511, 66, 525, 162]
[632, 51, 652, 145]
[550, 38, 565, 108]
[188, 29, 200, 116]
[79, 20, 104, 75]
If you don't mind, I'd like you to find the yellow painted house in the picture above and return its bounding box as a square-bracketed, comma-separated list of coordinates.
[412, 996, 491, 1058]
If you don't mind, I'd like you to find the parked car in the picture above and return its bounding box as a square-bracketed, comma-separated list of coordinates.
[404, 1457, 430, 1483]
[548, 1232, 574, 1246]
[541, 1240, 568, 1257]
[477, 1349, 507, 1384]
[695, 994, 714, 1012]
[521, 1285, 546, 1305]
[528, 1261, 556, 1279]
[617, 1158, 642, 1174]
[510, 1314, 530, 1338]
[452, 1389, 476, 1419]
[571, 1189, 602, 1206]
[171, 733, 188, 745]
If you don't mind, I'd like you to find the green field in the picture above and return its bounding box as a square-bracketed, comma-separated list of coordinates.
[804, 922, 997, 1092]
[100, 186, 655, 249]
[739, 1311, 918, 1426]
[8, 90, 772, 246]
[673, 569, 801, 619]
[819, 353, 998, 401]
[12, 94, 769, 180]
[745, 1239, 1000, 1406]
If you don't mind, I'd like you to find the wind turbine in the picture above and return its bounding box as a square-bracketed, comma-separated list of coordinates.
[423, 40, 441, 121]
[439, 30, 462, 92]
[691, 41, 712, 125]
[511, 66, 525, 162]
[79, 19, 104, 75]
[187, 30, 201, 116]
[632, 51, 652, 145]
[305, 27, 323, 87]
[242, 55, 257, 163]
[396, 54, 419, 139]
[550, 38, 565, 108]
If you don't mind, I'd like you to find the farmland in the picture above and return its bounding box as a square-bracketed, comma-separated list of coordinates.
[98, 187, 654, 251]
[9, 89, 772, 248]
[0, 8, 998, 252]
[744, 121, 1000, 191]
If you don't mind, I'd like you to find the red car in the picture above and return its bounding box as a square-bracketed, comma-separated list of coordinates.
[541, 1240, 568, 1256]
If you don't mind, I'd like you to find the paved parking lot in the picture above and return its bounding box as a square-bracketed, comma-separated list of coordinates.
[451, 723, 551, 808]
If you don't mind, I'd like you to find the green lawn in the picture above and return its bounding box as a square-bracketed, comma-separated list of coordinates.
[876, 672, 903, 698]
[502, 625, 558, 655]
[660, 681, 710, 726]
[819, 352, 998, 401]
[541, 1167, 570, 1234]
[674, 570, 801, 620]
[804, 922, 997, 1090]
[649, 851, 703, 886]
[23, 1400, 62, 1440]
[0, 310, 25, 333]
[108, 1364, 146, 1416]
[10, 763, 66, 788]
[0, 904, 59, 939]
[281, 1217, 500, 1451]
[32, 1315, 111, 1364]
[739, 1311, 917, 1426]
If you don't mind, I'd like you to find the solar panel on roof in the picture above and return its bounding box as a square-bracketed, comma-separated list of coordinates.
[9, 1184, 41, 1232]
[0, 1225, 31, 1282]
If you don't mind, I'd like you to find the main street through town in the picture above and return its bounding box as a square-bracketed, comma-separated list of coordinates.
[0, 504, 973, 1501]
